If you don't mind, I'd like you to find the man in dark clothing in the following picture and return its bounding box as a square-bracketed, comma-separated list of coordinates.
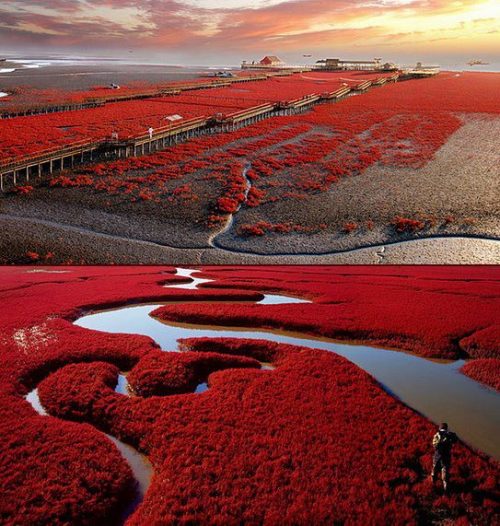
[431, 423, 457, 492]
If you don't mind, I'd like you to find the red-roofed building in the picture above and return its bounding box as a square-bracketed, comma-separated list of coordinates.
[260, 56, 283, 67]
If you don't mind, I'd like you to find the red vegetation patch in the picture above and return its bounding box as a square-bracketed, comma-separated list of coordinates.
[461, 359, 500, 392]
[245, 186, 266, 207]
[36, 338, 499, 525]
[179, 337, 283, 363]
[239, 221, 327, 237]
[239, 223, 267, 236]
[49, 174, 94, 188]
[13, 184, 34, 195]
[0, 72, 368, 161]
[25, 251, 40, 262]
[217, 196, 240, 214]
[343, 221, 358, 234]
[0, 266, 269, 523]
[126, 350, 260, 397]
[6, 72, 495, 238]
[0, 415, 135, 525]
[38, 361, 121, 420]
[190, 266, 500, 361]
[0, 266, 498, 524]
[392, 216, 426, 233]
[20, 251, 55, 264]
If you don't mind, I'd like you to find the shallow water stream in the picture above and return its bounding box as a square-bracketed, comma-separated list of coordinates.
[25, 387, 153, 516]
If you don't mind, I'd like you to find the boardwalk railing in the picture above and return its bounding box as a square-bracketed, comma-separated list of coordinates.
[355, 80, 372, 91]
[0, 139, 103, 190]
[221, 104, 276, 128]
[320, 86, 351, 100]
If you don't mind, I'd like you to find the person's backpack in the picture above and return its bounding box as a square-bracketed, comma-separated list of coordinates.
[433, 430, 456, 453]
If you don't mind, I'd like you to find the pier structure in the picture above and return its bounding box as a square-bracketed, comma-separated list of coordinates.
[0, 73, 400, 192]
[111, 116, 210, 158]
[353, 79, 373, 91]
[0, 141, 101, 192]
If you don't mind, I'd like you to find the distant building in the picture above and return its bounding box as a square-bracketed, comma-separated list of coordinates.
[259, 56, 283, 67]
[241, 56, 285, 70]
[382, 62, 398, 71]
[317, 58, 382, 71]
[403, 62, 440, 77]
[315, 58, 401, 71]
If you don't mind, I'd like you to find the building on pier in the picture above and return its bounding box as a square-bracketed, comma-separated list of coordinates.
[401, 62, 440, 77]
[242, 56, 284, 69]
[260, 56, 283, 67]
[315, 58, 397, 71]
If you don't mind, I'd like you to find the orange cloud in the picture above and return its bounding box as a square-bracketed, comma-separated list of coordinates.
[0, 0, 498, 62]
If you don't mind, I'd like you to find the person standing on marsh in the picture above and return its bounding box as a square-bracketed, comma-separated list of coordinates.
[431, 423, 457, 492]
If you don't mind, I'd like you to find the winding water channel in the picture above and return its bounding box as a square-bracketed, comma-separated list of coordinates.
[76, 269, 500, 461]
[25, 267, 500, 520]
[209, 163, 253, 249]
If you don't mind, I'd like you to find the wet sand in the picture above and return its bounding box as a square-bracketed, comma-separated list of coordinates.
[1, 212, 499, 264]
[0, 59, 219, 92]
[215, 114, 500, 255]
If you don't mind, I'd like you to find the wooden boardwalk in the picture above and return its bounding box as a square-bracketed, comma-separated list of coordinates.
[0, 73, 399, 192]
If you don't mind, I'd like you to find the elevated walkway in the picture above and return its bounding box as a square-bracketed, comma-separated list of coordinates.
[0, 74, 403, 192]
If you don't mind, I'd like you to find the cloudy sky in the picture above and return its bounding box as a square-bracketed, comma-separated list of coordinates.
[1, 0, 498, 65]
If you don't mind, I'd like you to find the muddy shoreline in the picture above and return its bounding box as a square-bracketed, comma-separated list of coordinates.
[1, 211, 499, 264]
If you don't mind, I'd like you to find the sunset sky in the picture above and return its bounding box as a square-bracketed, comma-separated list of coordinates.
[1, 0, 498, 65]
